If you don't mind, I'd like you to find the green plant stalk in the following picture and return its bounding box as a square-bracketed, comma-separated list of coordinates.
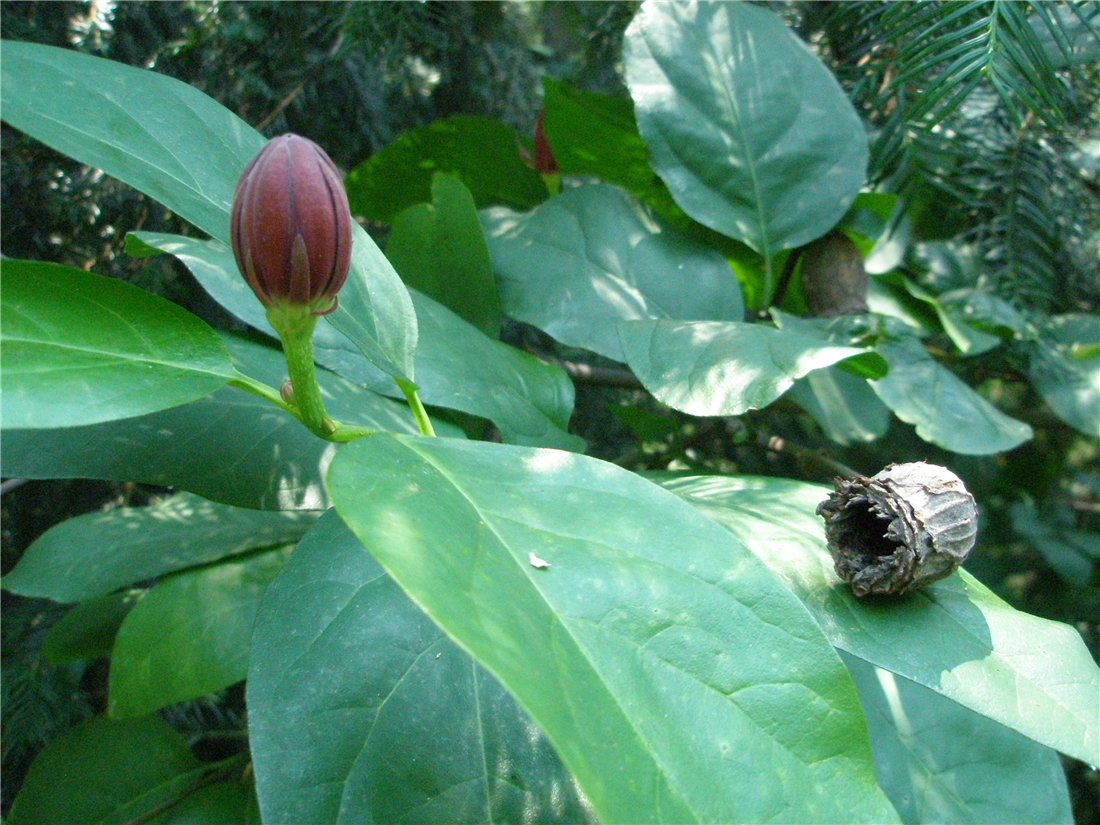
[266, 303, 336, 438]
[397, 378, 436, 437]
[227, 373, 295, 416]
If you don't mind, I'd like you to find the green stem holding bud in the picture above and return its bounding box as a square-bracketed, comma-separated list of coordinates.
[267, 303, 335, 438]
[397, 378, 436, 437]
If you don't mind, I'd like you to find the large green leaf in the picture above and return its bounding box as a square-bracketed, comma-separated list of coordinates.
[873, 337, 1033, 454]
[327, 435, 897, 824]
[1029, 313, 1100, 437]
[787, 368, 892, 446]
[0, 40, 260, 240]
[109, 546, 290, 718]
[843, 653, 1073, 825]
[482, 185, 744, 361]
[387, 173, 501, 338]
[3, 493, 318, 603]
[541, 78, 682, 221]
[129, 233, 582, 450]
[0, 260, 235, 430]
[42, 593, 136, 664]
[659, 474, 1100, 765]
[345, 115, 548, 223]
[248, 512, 595, 825]
[0, 333, 435, 510]
[623, 2, 868, 280]
[147, 781, 257, 825]
[618, 319, 886, 416]
[7, 715, 211, 825]
[0, 39, 416, 382]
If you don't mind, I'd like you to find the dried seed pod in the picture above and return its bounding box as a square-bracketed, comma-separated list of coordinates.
[817, 462, 977, 597]
[801, 232, 868, 317]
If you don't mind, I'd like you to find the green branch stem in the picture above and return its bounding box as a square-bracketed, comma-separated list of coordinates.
[267, 303, 336, 438]
[397, 378, 436, 437]
[228, 373, 295, 416]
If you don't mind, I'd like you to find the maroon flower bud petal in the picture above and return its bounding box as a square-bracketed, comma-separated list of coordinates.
[230, 134, 352, 312]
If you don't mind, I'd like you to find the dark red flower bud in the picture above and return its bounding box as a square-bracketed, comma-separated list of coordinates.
[231, 134, 352, 315]
[533, 113, 558, 175]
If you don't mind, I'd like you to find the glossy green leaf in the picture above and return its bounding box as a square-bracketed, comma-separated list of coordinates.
[408, 292, 583, 449]
[7, 715, 208, 825]
[147, 781, 257, 825]
[938, 288, 1028, 339]
[0, 260, 235, 430]
[482, 185, 744, 361]
[618, 319, 886, 416]
[129, 233, 581, 450]
[659, 474, 1100, 765]
[387, 173, 501, 337]
[541, 79, 682, 221]
[0, 39, 416, 382]
[327, 435, 897, 824]
[844, 653, 1073, 825]
[787, 368, 892, 446]
[0, 39, 261, 240]
[4, 493, 319, 603]
[326, 222, 418, 382]
[109, 546, 290, 718]
[41, 593, 137, 664]
[248, 512, 595, 825]
[1029, 313, 1100, 437]
[345, 115, 548, 223]
[623, 2, 868, 268]
[897, 277, 1002, 356]
[0, 333, 434, 510]
[873, 337, 1033, 454]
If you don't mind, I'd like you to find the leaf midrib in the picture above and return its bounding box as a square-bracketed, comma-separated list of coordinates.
[393, 437, 700, 825]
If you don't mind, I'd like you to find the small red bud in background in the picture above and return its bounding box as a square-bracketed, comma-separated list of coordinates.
[231, 134, 352, 315]
[533, 113, 558, 176]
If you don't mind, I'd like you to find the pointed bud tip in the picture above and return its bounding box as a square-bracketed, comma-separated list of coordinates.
[230, 134, 353, 310]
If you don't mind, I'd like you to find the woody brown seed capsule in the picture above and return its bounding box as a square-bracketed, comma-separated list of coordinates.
[817, 462, 978, 598]
[230, 134, 352, 315]
[802, 231, 868, 317]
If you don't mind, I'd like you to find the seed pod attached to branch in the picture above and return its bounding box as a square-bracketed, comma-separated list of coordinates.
[817, 462, 977, 597]
[801, 231, 868, 317]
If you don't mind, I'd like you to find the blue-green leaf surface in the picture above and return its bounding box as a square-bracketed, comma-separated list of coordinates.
[1029, 313, 1100, 437]
[660, 474, 1100, 765]
[623, 2, 868, 266]
[843, 653, 1073, 825]
[327, 434, 897, 824]
[482, 185, 743, 361]
[873, 337, 1033, 454]
[248, 512, 595, 825]
[619, 319, 886, 416]
[3, 493, 318, 603]
[787, 368, 891, 445]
